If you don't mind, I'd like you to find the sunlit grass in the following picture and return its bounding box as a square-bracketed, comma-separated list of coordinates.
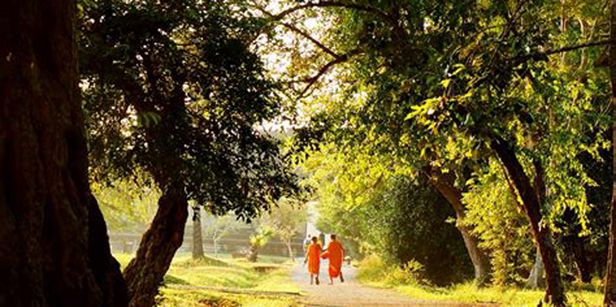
[113, 252, 299, 306]
[356, 255, 603, 306]
[378, 282, 602, 306]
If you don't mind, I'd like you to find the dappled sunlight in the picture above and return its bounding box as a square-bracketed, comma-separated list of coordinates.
[4, 0, 616, 306]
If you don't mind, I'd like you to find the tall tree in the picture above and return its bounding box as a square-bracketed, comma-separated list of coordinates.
[0, 0, 127, 306]
[261, 0, 495, 284]
[80, 1, 298, 306]
[266, 1, 610, 303]
[604, 0, 616, 304]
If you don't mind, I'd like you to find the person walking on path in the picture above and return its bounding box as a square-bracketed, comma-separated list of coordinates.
[304, 236, 322, 285]
[322, 234, 345, 285]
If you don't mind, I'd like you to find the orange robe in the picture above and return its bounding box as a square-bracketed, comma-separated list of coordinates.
[326, 240, 344, 278]
[306, 243, 321, 274]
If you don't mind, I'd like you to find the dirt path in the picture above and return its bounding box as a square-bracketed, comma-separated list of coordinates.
[291, 260, 483, 307]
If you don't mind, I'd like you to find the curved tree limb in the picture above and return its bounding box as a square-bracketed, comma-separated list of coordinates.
[296, 48, 362, 99]
[251, 4, 341, 58]
[511, 39, 616, 63]
[269, 1, 394, 26]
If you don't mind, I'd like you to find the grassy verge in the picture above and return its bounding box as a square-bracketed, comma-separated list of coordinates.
[114, 253, 300, 307]
[356, 255, 603, 306]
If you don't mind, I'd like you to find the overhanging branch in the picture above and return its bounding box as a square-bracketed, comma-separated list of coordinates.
[511, 39, 615, 62]
[296, 48, 361, 99]
[268, 1, 394, 27]
[252, 4, 340, 58]
[280, 21, 340, 58]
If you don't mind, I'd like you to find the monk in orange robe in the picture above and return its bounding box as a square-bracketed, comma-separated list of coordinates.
[325, 234, 345, 284]
[304, 236, 321, 285]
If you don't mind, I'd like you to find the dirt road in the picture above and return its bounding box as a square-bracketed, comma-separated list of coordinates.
[290, 260, 484, 307]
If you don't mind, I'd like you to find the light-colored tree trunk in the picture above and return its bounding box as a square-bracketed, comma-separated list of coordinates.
[286, 240, 295, 262]
[526, 248, 546, 289]
[428, 169, 492, 285]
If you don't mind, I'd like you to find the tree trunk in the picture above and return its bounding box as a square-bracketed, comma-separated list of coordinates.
[286, 240, 295, 261]
[604, 1, 616, 304]
[0, 1, 127, 305]
[428, 170, 492, 285]
[570, 235, 592, 283]
[526, 248, 546, 289]
[490, 136, 565, 306]
[192, 206, 204, 260]
[123, 186, 188, 307]
[248, 244, 259, 262]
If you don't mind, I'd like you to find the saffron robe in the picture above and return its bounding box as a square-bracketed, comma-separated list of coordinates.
[326, 240, 344, 278]
[306, 243, 321, 274]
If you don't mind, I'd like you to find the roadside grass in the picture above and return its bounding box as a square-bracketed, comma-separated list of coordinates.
[114, 252, 299, 306]
[356, 255, 603, 306]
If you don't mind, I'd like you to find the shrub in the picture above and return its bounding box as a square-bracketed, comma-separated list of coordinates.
[357, 255, 426, 286]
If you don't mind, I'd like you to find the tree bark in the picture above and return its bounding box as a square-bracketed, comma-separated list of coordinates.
[192, 206, 205, 259]
[490, 136, 565, 306]
[570, 235, 592, 283]
[0, 1, 127, 305]
[604, 1, 616, 304]
[428, 169, 492, 285]
[123, 186, 188, 307]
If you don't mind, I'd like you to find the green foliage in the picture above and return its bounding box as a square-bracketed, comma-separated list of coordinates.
[462, 160, 534, 287]
[250, 227, 274, 249]
[272, 0, 613, 290]
[303, 143, 472, 285]
[247, 226, 274, 262]
[262, 197, 307, 257]
[356, 255, 425, 287]
[80, 0, 298, 220]
[92, 175, 158, 232]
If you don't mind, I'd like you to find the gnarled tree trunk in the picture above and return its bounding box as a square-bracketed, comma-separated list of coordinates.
[428, 169, 492, 285]
[0, 0, 127, 305]
[123, 186, 188, 307]
[491, 136, 565, 306]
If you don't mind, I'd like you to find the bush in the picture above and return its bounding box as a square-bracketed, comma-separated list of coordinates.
[385, 260, 425, 286]
[357, 255, 425, 287]
[365, 176, 472, 285]
[356, 254, 388, 282]
[462, 161, 534, 287]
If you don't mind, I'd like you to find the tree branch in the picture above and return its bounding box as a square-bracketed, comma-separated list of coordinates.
[280, 22, 340, 58]
[511, 39, 615, 62]
[252, 4, 340, 58]
[268, 1, 394, 27]
[296, 48, 361, 99]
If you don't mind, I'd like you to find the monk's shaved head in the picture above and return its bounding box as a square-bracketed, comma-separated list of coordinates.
[330, 234, 337, 240]
[311, 236, 318, 243]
